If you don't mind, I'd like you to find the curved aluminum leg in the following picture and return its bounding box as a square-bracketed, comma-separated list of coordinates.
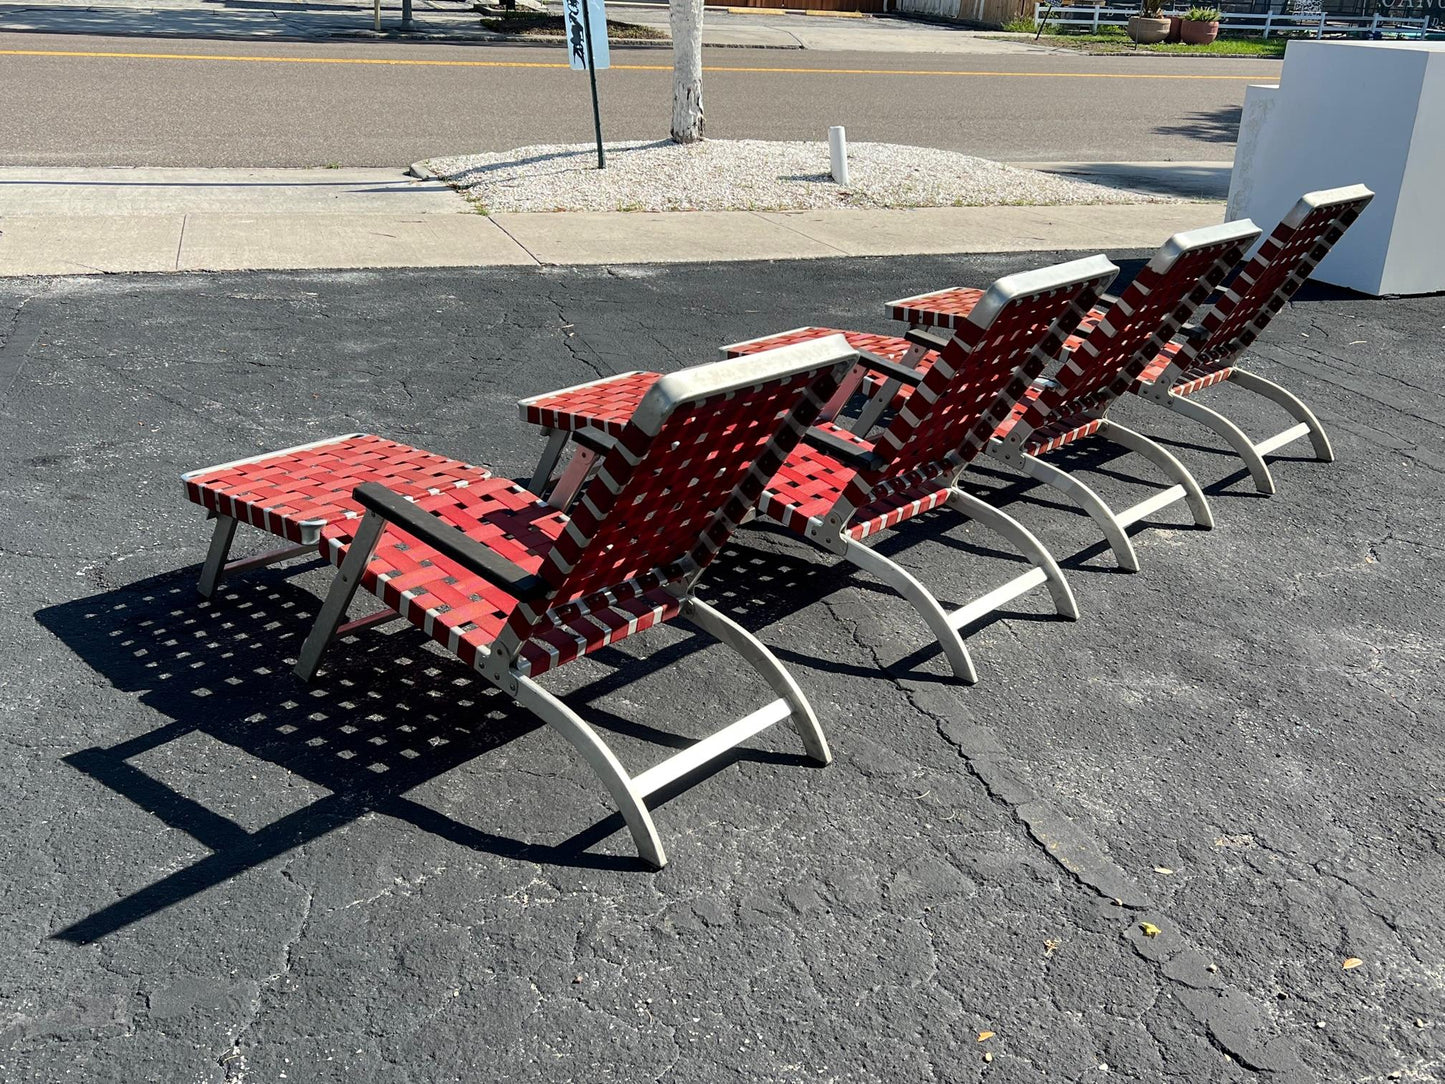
[683, 597, 831, 765]
[945, 486, 1078, 620]
[514, 675, 668, 869]
[1017, 452, 1140, 573]
[1163, 392, 1276, 495]
[1098, 420, 1214, 530]
[841, 537, 978, 684]
[1227, 367, 1335, 462]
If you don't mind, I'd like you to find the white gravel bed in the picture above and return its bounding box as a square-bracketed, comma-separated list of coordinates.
[425, 139, 1180, 213]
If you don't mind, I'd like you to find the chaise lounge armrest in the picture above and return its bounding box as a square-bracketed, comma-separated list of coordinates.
[903, 327, 951, 354]
[570, 427, 619, 456]
[856, 348, 925, 387]
[801, 426, 889, 474]
[352, 482, 551, 602]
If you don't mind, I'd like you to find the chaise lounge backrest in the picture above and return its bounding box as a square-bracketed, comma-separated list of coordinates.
[1195, 185, 1374, 368]
[1019, 220, 1261, 427]
[500, 337, 859, 645]
[833, 255, 1119, 519]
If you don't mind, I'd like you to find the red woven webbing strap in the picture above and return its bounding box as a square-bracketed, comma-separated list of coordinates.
[1194, 191, 1372, 370]
[1017, 229, 1253, 433]
[832, 268, 1114, 524]
[522, 371, 664, 435]
[887, 288, 987, 330]
[183, 434, 492, 546]
[724, 327, 913, 362]
[496, 353, 856, 653]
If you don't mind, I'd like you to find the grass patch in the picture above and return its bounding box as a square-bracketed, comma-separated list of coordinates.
[992, 26, 1288, 57]
[479, 12, 667, 39]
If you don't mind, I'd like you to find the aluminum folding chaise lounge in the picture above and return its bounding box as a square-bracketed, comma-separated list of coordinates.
[721, 221, 1263, 573]
[834, 187, 1374, 498]
[183, 338, 859, 868]
[519, 255, 1122, 684]
[1127, 185, 1374, 494]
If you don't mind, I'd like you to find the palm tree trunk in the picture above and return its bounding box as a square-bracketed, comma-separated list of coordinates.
[670, 0, 705, 143]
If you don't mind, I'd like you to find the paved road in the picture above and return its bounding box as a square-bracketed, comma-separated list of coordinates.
[1, 257, 1441, 1083]
[0, 31, 1269, 165]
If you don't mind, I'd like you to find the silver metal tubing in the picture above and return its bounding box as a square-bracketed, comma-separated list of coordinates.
[684, 596, 831, 764]
[197, 514, 239, 597]
[1098, 419, 1214, 529]
[527, 427, 571, 494]
[946, 486, 1079, 619]
[1227, 368, 1335, 461]
[514, 674, 668, 869]
[293, 513, 386, 681]
[1014, 452, 1141, 572]
[841, 537, 979, 683]
[1163, 392, 1277, 494]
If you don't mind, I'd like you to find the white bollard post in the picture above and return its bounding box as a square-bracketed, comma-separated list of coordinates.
[829, 126, 848, 187]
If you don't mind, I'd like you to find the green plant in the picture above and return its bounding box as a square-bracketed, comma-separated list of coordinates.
[1138, 0, 1165, 15]
[1001, 16, 1037, 31]
[1184, 7, 1221, 19]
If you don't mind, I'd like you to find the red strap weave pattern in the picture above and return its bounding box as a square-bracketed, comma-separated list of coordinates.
[1009, 230, 1252, 445]
[521, 371, 664, 435]
[545, 365, 849, 599]
[318, 480, 681, 677]
[1194, 193, 1371, 372]
[183, 434, 493, 546]
[837, 272, 1111, 522]
[497, 354, 855, 654]
[723, 327, 914, 361]
[758, 424, 953, 541]
[887, 288, 988, 329]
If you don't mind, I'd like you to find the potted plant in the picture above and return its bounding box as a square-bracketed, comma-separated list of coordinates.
[1181, 6, 1221, 43]
[1127, 0, 1172, 44]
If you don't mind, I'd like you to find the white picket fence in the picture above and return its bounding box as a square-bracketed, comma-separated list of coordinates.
[1030, 4, 1434, 38]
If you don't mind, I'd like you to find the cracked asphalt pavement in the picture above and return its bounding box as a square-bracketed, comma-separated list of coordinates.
[0, 255, 1441, 1082]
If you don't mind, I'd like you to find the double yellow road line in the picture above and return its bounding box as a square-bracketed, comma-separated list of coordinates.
[0, 46, 1264, 80]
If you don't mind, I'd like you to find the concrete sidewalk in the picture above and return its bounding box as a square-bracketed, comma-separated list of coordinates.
[0, 167, 1224, 276]
[0, 0, 1048, 52]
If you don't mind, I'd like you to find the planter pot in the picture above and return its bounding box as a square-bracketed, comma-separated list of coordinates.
[1127, 15, 1172, 44]
[1180, 19, 1220, 44]
[1166, 15, 1183, 42]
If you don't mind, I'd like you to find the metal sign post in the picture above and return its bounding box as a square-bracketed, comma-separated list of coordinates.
[562, 0, 609, 169]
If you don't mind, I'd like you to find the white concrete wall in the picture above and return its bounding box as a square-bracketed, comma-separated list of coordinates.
[1226, 42, 1445, 296]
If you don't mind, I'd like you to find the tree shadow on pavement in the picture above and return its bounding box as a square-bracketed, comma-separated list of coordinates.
[1153, 105, 1242, 145]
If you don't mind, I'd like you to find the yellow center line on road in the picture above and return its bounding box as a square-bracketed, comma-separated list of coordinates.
[0, 47, 1266, 79]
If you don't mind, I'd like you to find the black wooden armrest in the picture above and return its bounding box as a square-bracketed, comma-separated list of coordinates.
[571, 427, 618, 456]
[1097, 292, 1121, 307]
[903, 327, 951, 353]
[856, 349, 924, 388]
[1179, 323, 1213, 343]
[352, 482, 550, 602]
[1031, 376, 1063, 391]
[801, 427, 888, 473]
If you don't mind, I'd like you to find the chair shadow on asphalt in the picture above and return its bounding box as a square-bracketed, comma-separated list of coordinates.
[36, 567, 818, 943]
